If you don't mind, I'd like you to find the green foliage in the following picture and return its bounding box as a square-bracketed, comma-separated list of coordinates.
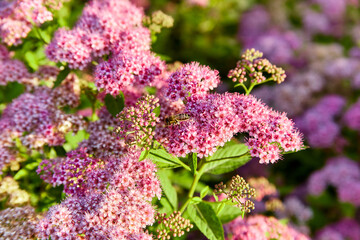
[104, 92, 125, 117]
[157, 170, 178, 210]
[205, 143, 251, 174]
[187, 202, 225, 240]
[0, 82, 25, 104]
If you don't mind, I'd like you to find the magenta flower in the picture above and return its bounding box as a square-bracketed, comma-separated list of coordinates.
[157, 92, 303, 163]
[165, 62, 220, 101]
[37, 150, 161, 240]
[224, 215, 310, 240]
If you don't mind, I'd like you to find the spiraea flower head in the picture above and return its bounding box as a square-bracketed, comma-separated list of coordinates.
[0, 0, 55, 45]
[0, 206, 39, 239]
[78, 107, 128, 159]
[0, 86, 84, 172]
[165, 62, 220, 102]
[37, 150, 161, 240]
[116, 95, 160, 150]
[95, 49, 165, 96]
[225, 215, 310, 240]
[46, 0, 144, 69]
[154, 211, 193, 240]
[214, 175, 256, 213]
[157, 92, 303, 163]
[228, 48, 286, 85]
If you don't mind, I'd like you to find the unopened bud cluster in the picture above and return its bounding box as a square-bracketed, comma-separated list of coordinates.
[143, 11, 174, 34]
[214, 175, 256, 213]
[228, 48, 286, 85]
[0, 177, 30, 207]
[265, 198, 285, 212]
[154, 211, 193, 239]
[116, 95, 160, 150]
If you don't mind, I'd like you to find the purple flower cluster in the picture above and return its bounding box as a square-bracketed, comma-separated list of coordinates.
[316, 219, 360, 240]
[225, 215, 310, 240]
[37, 150, 161, 239]
[0, 45, 31, 85]
[296, 95, 345, 148]
[343, 97, 360, 131]
[78, 108, 128, 159]
[0, 86, 84, 172]
[308, 156, 360, 206]
[0, 0, 67, 46]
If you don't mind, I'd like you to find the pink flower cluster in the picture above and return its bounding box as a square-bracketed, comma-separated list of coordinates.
[0, 0, 66, 46]
[157, 91, 303, 163]
[316, 219, 360, 240]
[0, 86, 84, 171]
[224, 215, 310, 240]
[165, 62, 220, 101]
[308, 156, 360, 206]
[296, 95, 345, 148]
[46, 0, 144, 69]
[37, 150, 161, 240]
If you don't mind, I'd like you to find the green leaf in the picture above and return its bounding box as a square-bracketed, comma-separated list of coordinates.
[14, 169, 29, 180]
[157, 170, 178, 210]
[204, 143, 251, 174]
[54, 146, 66, 157]
[139, 150, 149, 161]
[104, 92, 125, 117]
[189, 153, 197, 175]
[64, 130, 89, 151]
[159, 197, 173, 214]
[148, 149, 186, 170]
[207, 202, 244, 223]
[191, 197, 203, 203]
[200, 186, 210, 199]
[53, 66, 70, 88]
[24, 51, 38, 70]
[187, 202, 225, 240]
[2, 82, 25, 103]
[169, 170, 208, 192]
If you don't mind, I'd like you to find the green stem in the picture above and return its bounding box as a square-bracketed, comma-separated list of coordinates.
[179, 161, 206, 213]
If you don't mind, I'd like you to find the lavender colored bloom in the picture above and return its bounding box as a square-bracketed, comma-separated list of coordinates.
[308, 156, 360, 206]
[225, 215, 310, 240]
[316, 219, 360, 240]
[343, 98, 360, 131]
[296, 95, 345, 148]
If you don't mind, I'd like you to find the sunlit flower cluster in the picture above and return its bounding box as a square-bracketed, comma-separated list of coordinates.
[157, 92, 303, 163]
[225, 215, 310, 240]
[0, 86, 84, 172]
[0, 206, 39, 239]
[37, 150, 161, 239]
[0, 0, 69, 46]
[46, 0, 147, 70]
